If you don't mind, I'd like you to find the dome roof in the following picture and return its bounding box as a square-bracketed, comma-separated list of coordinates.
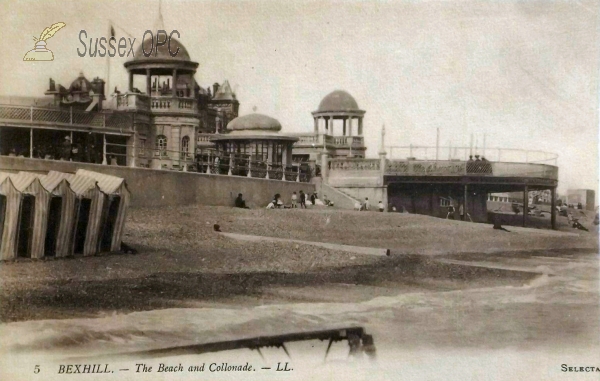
[132, 36, 191, 62]
[317, 90, 360, 112]
[227, 113, 282, 132]
[69, 72, 92, 92]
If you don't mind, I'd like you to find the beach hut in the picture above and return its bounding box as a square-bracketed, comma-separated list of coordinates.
[9, 172, 53, 259]
[32, 172, 77, 258]
[47, 171, 105, 257]
[0, 173, 22, 260]
[75, 169, 131, 253]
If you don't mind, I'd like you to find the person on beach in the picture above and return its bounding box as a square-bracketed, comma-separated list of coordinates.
[299, 190, 306, 209]
[459, 203, 464, 221]
[364, 197, 370, 211]
[291, 192, 298, 208]
[235, 193, 249, 209]
[447, 203, 456, 219]
[378, 201, 384, 212]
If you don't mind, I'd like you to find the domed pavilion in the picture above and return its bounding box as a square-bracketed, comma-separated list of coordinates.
[210, 113, 298, 178]
[312, 90, 365, 137]
[291, 90, 367, 165]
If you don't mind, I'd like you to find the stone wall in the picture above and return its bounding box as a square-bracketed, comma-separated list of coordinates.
[0, 157, 314, 209]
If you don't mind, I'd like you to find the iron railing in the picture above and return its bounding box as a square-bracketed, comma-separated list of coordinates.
[386, 145, 558, 165]
[382, 159, 558, 179]
[0, 104, 134, 131]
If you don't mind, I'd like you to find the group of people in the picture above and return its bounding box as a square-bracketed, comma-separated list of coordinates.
[275, 191, 333, 209]
[466, 155, 493, 174]
[446, 203, 466, 220]
[354, 197, 386, 212]
[234, 191, 335, 210]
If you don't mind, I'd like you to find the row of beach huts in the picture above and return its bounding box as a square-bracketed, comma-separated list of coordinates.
[0, 169, 130, 260]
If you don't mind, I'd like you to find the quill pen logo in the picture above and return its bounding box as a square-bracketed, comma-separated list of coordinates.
[23, 22, 66, 61]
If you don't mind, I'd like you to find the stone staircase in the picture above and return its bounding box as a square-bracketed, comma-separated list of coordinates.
[311, 177, 360, 210]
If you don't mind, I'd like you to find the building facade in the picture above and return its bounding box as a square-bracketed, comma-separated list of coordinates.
[567, 189, 596, 210]
[0, 35, 239, 171]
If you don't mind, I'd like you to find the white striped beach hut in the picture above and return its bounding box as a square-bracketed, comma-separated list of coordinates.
[47, 171, 105, 257]
[0, 173, 22, 260]
[9, 172, 53, 259]
[75, 169, 131, 253]
[33, 172, 77, 258]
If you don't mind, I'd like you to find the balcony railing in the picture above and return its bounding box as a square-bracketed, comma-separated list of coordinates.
[196, 133, 214, 146]
[0, 104, 134, 131]
[115, 93, 150, 111]
[292, 134, 364, 148]
[150, 96, 197, 114]
[330, 159, 381, 171]
[113, 94, 197, 114]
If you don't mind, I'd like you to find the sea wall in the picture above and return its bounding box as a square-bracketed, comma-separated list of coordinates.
[0, 157, 314, 208]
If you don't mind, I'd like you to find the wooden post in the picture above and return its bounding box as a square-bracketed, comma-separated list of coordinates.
[523, 185, 528, 227]
[464, 184, 468, 220]
[102, 134, 107, 165]
[146, 69, 151, 95]
[551, 186, 556, 230]
[172, 69, 177, 97]
[27, 128, 33, 158]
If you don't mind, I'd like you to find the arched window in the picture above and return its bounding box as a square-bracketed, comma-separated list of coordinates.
[155, 135, 167, 156]
[181, 136, 190, 157]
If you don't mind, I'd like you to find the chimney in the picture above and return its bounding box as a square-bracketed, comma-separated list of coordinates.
[213, 82, 220, 97]
[91, 77, 105, 97]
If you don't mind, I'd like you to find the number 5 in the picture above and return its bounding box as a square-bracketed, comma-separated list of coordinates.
[34, 365, 40, 374]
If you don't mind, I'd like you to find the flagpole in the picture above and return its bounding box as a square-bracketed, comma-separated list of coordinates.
[106, 23, 114, 102]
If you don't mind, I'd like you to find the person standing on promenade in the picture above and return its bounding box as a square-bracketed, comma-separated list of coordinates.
[459, 203, 465, 221]
[291, 192, 298, 208]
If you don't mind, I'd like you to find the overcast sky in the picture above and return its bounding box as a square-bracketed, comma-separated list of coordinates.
[1, 0, 598, 194]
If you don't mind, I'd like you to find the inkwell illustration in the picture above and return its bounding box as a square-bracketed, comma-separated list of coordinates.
[23, 22, 66, 61]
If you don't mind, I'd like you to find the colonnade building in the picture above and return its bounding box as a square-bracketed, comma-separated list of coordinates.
[0, 35, 239, 171]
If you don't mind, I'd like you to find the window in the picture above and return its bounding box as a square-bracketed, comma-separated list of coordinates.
[155, 135, 167, 156]
[181, 136, 190, 157]
[139, 139, 146, 156]
[273, 142, 283, 164]
[253, 141, 268, 162]
[440, 198, 451, 207]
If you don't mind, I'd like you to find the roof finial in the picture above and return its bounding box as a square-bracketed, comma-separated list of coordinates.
[156, 0, 165, 30]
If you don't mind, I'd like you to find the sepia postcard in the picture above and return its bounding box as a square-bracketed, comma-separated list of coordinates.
[0, 0, 598, 380]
